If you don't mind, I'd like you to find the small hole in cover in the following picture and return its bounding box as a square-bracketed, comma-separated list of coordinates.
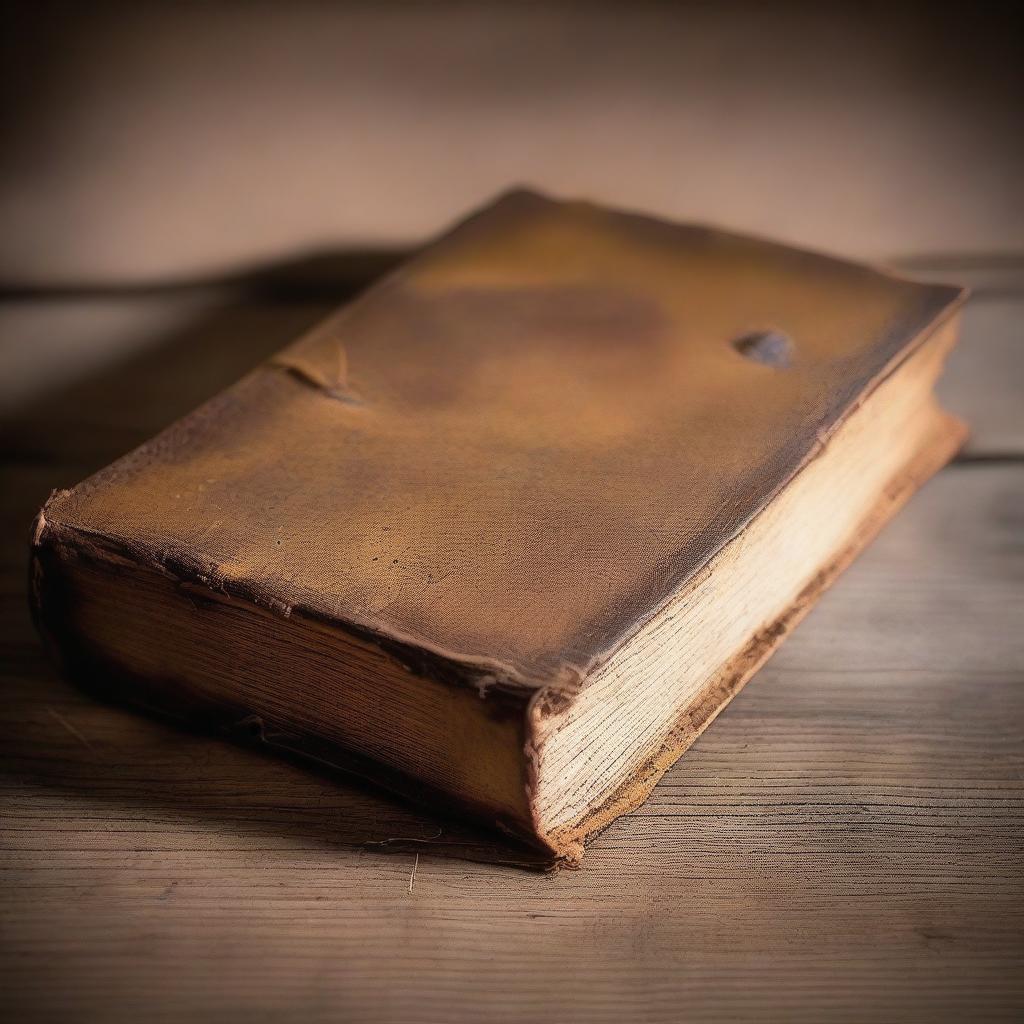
[732, 329, 794, 368]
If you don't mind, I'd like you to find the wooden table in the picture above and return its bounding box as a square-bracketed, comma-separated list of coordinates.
[1, 260, 1021, 1022]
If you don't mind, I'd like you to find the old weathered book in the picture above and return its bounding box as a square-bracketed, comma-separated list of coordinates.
[31, 190, 966, 867]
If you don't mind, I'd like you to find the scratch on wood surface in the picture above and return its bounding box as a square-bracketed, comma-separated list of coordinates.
[47, 708, 99, 755]
[408, 853, 419, 895]
[365, 827, 444, 850]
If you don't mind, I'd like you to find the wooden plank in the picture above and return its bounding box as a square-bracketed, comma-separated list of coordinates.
[1, 461, 1021, 1022]
[0, 298, 338, 478]
[940, 294, 1024, 456]
[1, 285, 1021, 465]
[1, 270, 1021, 1020]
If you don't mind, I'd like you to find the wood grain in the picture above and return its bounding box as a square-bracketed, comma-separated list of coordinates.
[1, 276, 1021, 1022]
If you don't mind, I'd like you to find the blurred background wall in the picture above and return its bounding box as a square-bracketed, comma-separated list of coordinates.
[2, 0, 1021, 289]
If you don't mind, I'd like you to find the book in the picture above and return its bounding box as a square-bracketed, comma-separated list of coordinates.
[30, 190, 966, 867]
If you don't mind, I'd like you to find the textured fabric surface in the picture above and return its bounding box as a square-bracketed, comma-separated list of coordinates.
[42, 191, 963, 688]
